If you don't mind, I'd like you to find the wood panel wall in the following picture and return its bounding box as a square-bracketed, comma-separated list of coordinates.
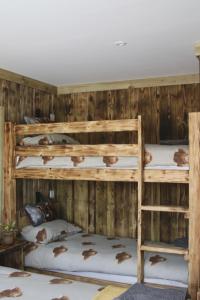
[0, 78, 57, 215]
[1, 76, 199, 243]
[55, 84, 199, 242]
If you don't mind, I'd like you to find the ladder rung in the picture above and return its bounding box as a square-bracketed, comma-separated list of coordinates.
[141, 205, 189, 214]
[140, 243, 188, 255]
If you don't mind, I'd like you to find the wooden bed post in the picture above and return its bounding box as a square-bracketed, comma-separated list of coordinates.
[189, 112, 200, 300]
[0, 107, 5, 225]
[3, 122, 16, 223]
[137, 115, 144, 282]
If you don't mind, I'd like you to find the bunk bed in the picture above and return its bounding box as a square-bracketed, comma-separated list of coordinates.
[3, 113, 200, 300]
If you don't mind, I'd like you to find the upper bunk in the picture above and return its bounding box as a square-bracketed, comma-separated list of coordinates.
[4, 116, 190, 183]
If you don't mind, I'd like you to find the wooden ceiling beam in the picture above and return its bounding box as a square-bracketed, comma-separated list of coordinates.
[194, 42, 200, 57]
[57, 74, 198, 95]
[0, 68, 57, 94]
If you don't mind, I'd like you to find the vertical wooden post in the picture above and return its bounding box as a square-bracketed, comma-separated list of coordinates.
[197, 291, 200, 300]
[189, 112, 200, 300]
[0, 107, 5, 225]
[3, 122, 16, 223]
[137, 115, 144, 282]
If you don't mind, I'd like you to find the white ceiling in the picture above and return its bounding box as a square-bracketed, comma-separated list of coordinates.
[0, 0, 200, 86]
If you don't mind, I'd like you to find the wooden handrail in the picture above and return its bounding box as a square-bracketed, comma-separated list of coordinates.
[15, 144, 139, 157]
[14, 119, 138, 135]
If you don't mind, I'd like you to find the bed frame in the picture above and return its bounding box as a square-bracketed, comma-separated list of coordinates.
[3, 113, 200, 299]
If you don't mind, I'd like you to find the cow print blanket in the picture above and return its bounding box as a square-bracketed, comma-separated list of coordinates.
[0, 266, 101, 300]
[25, 233, 188, 285]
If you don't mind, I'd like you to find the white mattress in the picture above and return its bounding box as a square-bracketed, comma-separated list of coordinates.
[16, 144, 189, 170]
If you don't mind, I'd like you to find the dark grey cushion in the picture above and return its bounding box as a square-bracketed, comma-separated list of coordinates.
[24, 204, 45, 226]
[115, 283, 187, 300]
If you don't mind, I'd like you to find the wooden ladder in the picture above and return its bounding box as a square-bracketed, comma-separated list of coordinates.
[136, 116, 189, 283]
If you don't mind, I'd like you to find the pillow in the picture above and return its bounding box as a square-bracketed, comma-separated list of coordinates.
[17, 134, 80, 166]
[18, 135, 53, 146]
[24, 116, 50, 124]
[21, 219, 82, 244]
[24, 201, 56, 227]
[49, 134, 79, 145]
[18, 134, 79, 146]
[172, 237, 188, 248]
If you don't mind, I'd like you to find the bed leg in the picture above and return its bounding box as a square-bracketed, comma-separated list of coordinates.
[188, 112, 200, 300]
[137, 115, 145, 282]
[0, 107, 4, 225]
[3, 122, 16, 223]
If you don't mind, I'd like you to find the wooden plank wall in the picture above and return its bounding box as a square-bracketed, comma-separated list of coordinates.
[55, 84, 199, 242]
[1, 77, 199, 243]
[0, 78, 57, 215]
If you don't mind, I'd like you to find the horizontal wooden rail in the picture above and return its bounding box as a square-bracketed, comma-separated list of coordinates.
[14, 168, 189, 183]
[15, 144, 139, 157]
[141, 243, 188, 255]
[26, 267, 131, 288]
[141, 205, 189, 214]
[14, 119, 138, 135]
[143, 169, 189, 183]
[14, 169, 138, 181]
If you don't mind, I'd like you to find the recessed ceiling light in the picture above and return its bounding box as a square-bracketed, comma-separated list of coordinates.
[115, 41, 128, 47]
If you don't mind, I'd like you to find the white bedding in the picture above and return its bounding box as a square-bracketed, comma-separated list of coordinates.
[16, 144, 189, 170]
[25, 233, 188, 286]
[0, 266, 101, 300]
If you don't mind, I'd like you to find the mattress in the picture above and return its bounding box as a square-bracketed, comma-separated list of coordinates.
[25, 233, 188, 286]
[0, 265, 101, 300]
[16, 144, 189, 170]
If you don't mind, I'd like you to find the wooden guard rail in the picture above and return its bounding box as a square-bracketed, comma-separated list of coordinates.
[15, 144, 139, 157]
[12, 118, 189, 183]
[11, 118, 143, 181]
[14, 119, 139, 161]
[14, 119, 138, 135]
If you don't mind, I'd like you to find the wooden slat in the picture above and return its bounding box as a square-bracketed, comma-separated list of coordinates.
[144, 169, 189, 184]
[3, 123, 16, 223]
[0, 107, 4, 225]
[141, 243, 188, 255]
[194, 42, 200, 57]
[15, 144, 139, 157]
[106, 182, 115, 237]
[141, 205, 189, 213]
[14, 119, 138, 135]
[188, 112, 200, 300]
[26, 267, 131, 288]
[14, 168, 138, 181]
[137, 115, 144, 283]
[14, 168, 189, 183]
[197, 291, 200, 300]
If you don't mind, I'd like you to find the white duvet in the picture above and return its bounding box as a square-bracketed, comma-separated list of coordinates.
[25, 233, 188, 285]
[16, 144, 189, 170]
[0, 266, 101, 300]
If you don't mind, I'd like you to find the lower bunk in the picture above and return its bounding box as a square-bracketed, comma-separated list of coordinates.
[22, 228, 188, 289]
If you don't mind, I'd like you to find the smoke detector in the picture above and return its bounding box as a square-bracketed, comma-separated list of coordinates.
[114, 41, 128, 47]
